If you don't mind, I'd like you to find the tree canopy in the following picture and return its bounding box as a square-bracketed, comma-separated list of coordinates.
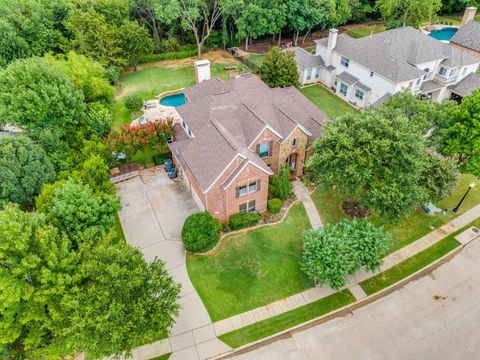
[0, 136, 55, 208]
[376, 0, 442, 28]
[259, 47, 300, 88]
[307, 105, 457, 220]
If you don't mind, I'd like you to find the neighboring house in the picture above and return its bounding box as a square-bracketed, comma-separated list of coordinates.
[291, 26, 480, 108]
[450, 7, 480, 60]
[168, 72, 327, 222]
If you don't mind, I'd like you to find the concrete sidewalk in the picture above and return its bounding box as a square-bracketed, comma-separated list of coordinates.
[292, 181, 323, 228]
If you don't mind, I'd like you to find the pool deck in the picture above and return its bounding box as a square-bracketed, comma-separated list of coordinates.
[132, 101, 181, 127]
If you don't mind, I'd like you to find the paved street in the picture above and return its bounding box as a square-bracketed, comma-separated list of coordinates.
[116, 167, 231, 359]
[232, 240, 480, 360]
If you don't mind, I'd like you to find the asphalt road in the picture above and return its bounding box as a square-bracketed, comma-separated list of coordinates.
[232, 240, 480, 360]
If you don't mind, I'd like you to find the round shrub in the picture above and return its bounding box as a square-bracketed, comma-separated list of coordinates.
[228, 212, 260, 231]
[267, 198, 282, 214]
[125, 94, 143, 110]
[181, 212, 222, 253]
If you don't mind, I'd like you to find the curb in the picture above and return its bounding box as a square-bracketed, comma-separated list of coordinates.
[210, 235, 478, 359]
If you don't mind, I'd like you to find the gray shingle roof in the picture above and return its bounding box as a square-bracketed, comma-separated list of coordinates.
[285, 47, 325, 70]
[371, 93, 392, 108]
[450, 73, 480, 97]
[315, 26, 479, 83]
[170, 75, 328, 191]
[451, 20, 480, 53]
[336, 72, 372, 91]
[420, 80, 444, 92]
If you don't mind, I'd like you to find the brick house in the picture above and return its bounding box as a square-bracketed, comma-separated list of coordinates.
[168, 74, 327, 222]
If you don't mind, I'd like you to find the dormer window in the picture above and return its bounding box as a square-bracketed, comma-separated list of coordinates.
[449, 68, 457, 77]
[439, 67, 448, 76]
[341, 57, 350, 68]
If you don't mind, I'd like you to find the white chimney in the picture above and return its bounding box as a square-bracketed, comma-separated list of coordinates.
[194, 59, 211, 83]
[325, 28, 338, 67]
[461, 7, 477, 26]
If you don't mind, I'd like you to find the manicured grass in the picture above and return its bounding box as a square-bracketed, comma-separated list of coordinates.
[347, 25, 386, 38]
[113, 62, 241, 128]
[219, 289, 355, 348]
[311, 174, 480, 253]
[300, 85, 358, 119]
[115, 214, 126, 243]
[433, 15, 462, 26]
[246, 54, 265, 67]
[304, 46, 316, 54]
[186, 203, 312, 321]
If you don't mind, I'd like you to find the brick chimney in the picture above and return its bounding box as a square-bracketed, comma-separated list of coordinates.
[325, 28, 338, 67]
[461, 7, 477, 26]
[194, 59, 211, 83]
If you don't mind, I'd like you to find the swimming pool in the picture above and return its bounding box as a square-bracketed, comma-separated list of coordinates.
[159, 93, 186, 107]
[428, 27, 457, 41]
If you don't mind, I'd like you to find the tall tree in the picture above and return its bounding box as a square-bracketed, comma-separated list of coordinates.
[0, 136, 55, 208]
[0, 205, 180, 359]
[285, 0, 330, 46]
[259, 47, 300, 88]
[307, 108, 433, 220]
[119, 19, 154, 70]
[435, 89, 480, 176]
[375, 0, 442, 28]
[0, 57, 85, 131]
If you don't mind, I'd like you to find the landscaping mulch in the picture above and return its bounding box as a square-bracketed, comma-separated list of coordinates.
[342, 199, 371, 219]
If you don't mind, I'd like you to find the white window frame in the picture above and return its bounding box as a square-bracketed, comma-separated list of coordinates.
[306, 68, 312, 80]
[339, 83, 348, 96]
[259, 141, 269, 158]
[340, 57, 349, 68]
[438, 67, 448, 76]
[314, 67, 320, 79]
[355, 89, 364, 100]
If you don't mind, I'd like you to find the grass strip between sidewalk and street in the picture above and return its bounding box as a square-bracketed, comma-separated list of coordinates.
[148, 353, 171, 360]
[358, 219, 480, 295]
[218, 290, 355, 349]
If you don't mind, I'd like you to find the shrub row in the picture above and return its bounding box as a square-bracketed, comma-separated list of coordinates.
[228, 212, 260, 230]
[138, 45, 198, 64]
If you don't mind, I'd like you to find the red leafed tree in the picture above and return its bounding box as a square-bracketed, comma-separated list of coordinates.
[105, 119, 174, 159]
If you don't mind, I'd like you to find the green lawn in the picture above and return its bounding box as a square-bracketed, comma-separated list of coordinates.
[433, 15, 462, 25]
[219, 289, 355, 348]
[149, 353, 171, 360]
[311, 174, 480, 253]
[300, 85, 358, 119]
[186, 203, 312, 321]
[304, 46, 316, 54]
[113, 62, 242, 129]
[246, 54, 265, 68]
[347, 24, 386, 38]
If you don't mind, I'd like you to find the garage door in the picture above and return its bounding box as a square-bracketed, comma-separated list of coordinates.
[191, 187, 206, 211]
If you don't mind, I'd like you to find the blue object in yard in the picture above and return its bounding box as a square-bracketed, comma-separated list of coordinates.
[428, 27, 457, 41]
[164, 158, 173, 171]
[139, 117, 148, 125]
[167, 168, 177, 179]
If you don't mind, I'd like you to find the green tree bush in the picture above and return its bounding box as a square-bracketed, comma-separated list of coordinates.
[301, 219, 390, 288]
[181, 212, 222, 252]
[228, 212, 261, 230]
[259, 47, 300, 88]
[125, 94, 143, 110]
[269, 165, 292, 200]
[36, 180, 120, 245]
[0, 136, 55, 207]
[376, 0, 441, 28]
[267, 198, 282, 214]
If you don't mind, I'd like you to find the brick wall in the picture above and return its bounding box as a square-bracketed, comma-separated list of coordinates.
[449, 43, 480, 60]
[249, 128, 281, 174]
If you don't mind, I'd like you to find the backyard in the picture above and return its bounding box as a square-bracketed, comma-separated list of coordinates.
[186, 203, 312, 321]
[300, 85, 358, 119]
[347, 24, 386, 38]
[310, 173, 480, 253]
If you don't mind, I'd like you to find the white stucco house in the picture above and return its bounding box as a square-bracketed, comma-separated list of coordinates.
[289, 26, 480, 108]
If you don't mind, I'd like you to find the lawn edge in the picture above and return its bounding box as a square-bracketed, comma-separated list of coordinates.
[210, 232, 479, 360]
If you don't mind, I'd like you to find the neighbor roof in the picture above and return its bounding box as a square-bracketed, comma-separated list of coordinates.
[315, 26, 479, 83]
[451, 20, 480, 53]
[169, 75, 328, 191]
[286, 47, 325, 70]
[450, 72, 480, 97]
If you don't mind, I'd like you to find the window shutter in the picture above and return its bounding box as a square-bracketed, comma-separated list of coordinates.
[256, 179, 261, 192]
[235, 187, 240, 198]
[268, 140, 273, 156]
[256, 143, 260, 155]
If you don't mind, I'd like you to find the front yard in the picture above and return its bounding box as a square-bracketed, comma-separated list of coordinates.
[186, 203, 312, 321]
[311, 173, 480, 253]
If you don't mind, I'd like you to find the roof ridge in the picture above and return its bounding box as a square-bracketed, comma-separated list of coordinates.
[241, 102, 267, 124]
[209, 118, 238, 152]
[273, 104, 298, 125]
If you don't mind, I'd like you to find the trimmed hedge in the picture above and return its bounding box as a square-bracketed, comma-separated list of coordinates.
[182, 212, 222, 253]
[138, 45, 198, 64]
[267, 198, 282, 214]
[228, 212, 260, 230]
[153, 153, 170, 166]
[125, 94, 142, 110]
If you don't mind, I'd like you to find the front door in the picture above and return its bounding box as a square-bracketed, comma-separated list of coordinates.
[287, 153, 297, 172]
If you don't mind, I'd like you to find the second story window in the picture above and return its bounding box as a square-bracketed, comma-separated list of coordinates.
[449, 68, 457, 77]
[370, 71, 374, 77]
[258, 141, 270, 158]
[341, 56, 349, 68]
[439, 67, 448, 76]
[236, 180, 261, 198]
[292, 138, 297, 146]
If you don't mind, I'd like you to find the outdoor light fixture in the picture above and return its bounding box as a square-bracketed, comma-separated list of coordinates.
[453, 182, 475, 213]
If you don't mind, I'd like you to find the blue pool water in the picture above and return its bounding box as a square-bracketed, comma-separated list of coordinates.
[428, 27, 457, 41]
[159, 93, 186, 107]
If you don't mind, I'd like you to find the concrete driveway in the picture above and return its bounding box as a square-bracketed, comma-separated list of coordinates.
[232, 240, 480, 360]
[116, 167, 212, 336]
